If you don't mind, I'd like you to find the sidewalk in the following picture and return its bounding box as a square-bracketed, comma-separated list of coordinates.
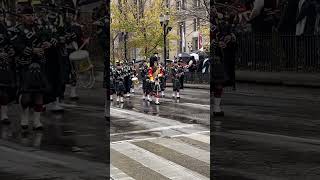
[236, 70, 320, 88]
[95, 70, 320, 89]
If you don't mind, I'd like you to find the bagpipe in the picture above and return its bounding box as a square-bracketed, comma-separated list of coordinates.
[212, 1, 287, 33]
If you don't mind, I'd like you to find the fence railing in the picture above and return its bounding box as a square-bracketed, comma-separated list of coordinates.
[165, 72, 210, 84]
[236, 33, 320, 72]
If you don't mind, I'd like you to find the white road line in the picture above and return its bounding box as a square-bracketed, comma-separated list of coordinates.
[111, 131, 211, 144]
[170, 131, 210, 138]
[110, 165, 135, 180]
[111, 107, 186, 126]
[185, 134, 210, 144]
[148, 138, 210, 164]
[111, 137, 161, 144]
[111, 124, 195, 136]
[111, 142, 209, 180]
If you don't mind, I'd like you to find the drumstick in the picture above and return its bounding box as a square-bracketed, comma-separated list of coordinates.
[79, 38, 90, 50]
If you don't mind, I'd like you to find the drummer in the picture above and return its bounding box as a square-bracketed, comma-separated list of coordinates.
[65, 8, 84, 101]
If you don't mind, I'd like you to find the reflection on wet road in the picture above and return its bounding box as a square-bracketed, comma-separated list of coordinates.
[110, 88, 210, 180]
[214, 83, 320, 179]
[0, 86, 107, 180]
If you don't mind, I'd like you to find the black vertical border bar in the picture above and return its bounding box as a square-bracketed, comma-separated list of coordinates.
[209, 0, 215, 179]
[104, 0, 111, 178]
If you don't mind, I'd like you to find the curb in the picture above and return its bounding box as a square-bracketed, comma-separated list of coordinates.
[95, 70, 320, 89]
[236, 71, 320, 88]
[165, 83, 209, 90]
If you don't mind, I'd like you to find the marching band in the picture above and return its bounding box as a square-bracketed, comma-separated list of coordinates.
[0, 2, 104, 130]
[110, 54, 187, 106]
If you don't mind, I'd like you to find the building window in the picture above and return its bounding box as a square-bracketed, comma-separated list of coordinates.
[182, 0, 186, 10]
[193, 38, 198, 50]
[193, 18, 200, 31]
[176, 1, 181, 10]
[197, 18, 200, 31]
[193, 0, 200, 7]
[166, 0, 170, 8]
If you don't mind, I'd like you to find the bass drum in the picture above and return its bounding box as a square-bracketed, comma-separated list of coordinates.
[69, 50, 95, 88]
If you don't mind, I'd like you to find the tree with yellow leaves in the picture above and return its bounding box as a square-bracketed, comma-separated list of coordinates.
[111, 0, 178, 61]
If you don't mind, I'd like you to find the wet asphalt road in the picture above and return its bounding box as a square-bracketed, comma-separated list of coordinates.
[110, 87, 210, 180]
[0, 85, 107, 180]
[214, 83, 320, 180]
[1, 81, 319, 180]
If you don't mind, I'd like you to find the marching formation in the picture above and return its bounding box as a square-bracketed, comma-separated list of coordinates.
[110, 53, 186, 106]
[0, 2, 103, 131]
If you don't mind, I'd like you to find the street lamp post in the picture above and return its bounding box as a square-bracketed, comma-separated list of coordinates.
[188, 42, 193, 53]
[160, 12, 172, 86]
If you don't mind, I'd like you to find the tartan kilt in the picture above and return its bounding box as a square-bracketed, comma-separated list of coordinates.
[147, 81, 154, 94]
[142, 79, 147, 91]
[0, 70, 16, 89]
[115, 81, 125, 93]
[18, 64, 49, 94]
[110, 78, 115, 91]
[159, 77, 165, 91]
[212, 47, 236, 87]
[0, 86, 17, 103]
[172, 78, 181, 91]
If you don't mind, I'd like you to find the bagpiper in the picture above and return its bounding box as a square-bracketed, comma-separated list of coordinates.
[64, 8, 83, 101]
[147, 57, 163, 105]
[123, 62, 132, 98]
[0, 9, 16, 125]
[171, 60, 183, 99]
[109, 64, 115, 101]
[140, 60, 149, 100]
[158, 62, 166, 97]
[129, 61, 136, 94]
[13, 4, 52, 131]
[114, 61, 126, 103]
[211, 10, 237, 117]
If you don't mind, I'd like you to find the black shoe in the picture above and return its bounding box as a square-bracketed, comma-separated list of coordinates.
[1, 119, 11, 125]
[214, 111, 224, 117]
[21, 125, 29, 130]
[33, 126, 44, 131]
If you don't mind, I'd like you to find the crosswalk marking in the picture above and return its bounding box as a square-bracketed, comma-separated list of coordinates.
[111, 125, 195, 136]
[173, 133, 210, 144]
[111, 107, 208, 137]
[148, 138, 210, 164]
[111, 142, 209, 180]
[110, 165, 135, 180]
[111, 108, 185, 126]
[111, 133, 210, 180]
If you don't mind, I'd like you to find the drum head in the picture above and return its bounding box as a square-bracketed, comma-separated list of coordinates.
[69, 50, 90, 61]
